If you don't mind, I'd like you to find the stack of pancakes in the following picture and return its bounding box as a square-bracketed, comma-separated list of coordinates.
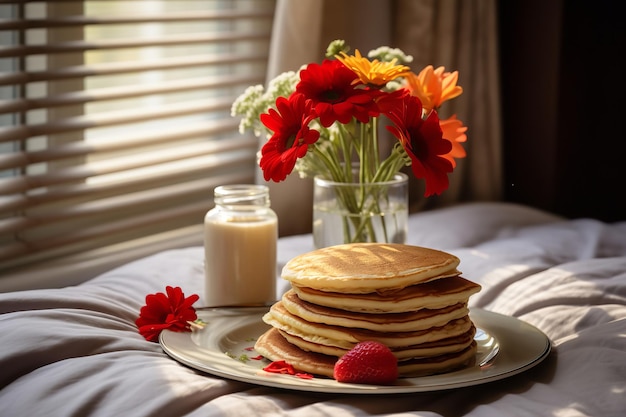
[255, 243, 481, 379]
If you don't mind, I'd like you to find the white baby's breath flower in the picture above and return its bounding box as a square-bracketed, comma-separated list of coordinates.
[231, 71, 300, 137]
[368, 46, 413, 65]
[230, 84, 266, 135]
[326, 39, 350, 58]
[266, 70, 299, 99]
[384, 80, 403, 92]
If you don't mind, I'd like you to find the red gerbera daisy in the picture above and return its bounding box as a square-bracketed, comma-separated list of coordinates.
[295, 59, 379, 127]
[259, 93, 320, 182]
[135, 286, 199, 342]
[384, 94, 453, 196]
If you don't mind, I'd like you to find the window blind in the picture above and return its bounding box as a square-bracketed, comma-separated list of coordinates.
[0, 0, 275, 288]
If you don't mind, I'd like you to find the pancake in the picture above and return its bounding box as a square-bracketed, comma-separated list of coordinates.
[255, 328, 478, 379]
[396, 341, 477, 377]
[255, 328, 337, 378]
[278, 325, 476, 360]
[262, 301, 473, 349]
[281, 289, 469, 332]
[291, 276, 481, 313]
[255, 243, 483, 381]
[281, 243, 461, 293]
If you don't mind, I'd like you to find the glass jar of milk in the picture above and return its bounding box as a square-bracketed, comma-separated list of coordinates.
[204, 184, 278, 307]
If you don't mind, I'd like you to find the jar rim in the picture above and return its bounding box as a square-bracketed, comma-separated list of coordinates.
[214, 184, 269, 197]
[213, 184, 270, 207]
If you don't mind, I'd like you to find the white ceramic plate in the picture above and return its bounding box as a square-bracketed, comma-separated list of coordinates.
[160, 308, 551, 394]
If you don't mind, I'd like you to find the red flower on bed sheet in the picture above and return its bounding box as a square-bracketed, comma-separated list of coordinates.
[136, 286, 199, 342]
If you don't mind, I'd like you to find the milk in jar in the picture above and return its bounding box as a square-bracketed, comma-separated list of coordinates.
[204, 185, 278, 307]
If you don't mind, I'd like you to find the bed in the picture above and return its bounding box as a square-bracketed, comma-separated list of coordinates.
[1, 202, 625, 417]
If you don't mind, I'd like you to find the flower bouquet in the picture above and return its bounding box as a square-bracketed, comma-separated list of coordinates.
[232, 40, 467, 246]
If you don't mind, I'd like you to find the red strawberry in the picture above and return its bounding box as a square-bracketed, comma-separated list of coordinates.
[333, 341, 398, 385]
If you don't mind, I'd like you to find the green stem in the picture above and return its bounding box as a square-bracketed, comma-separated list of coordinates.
[371, 117, 380, 174]
[311, 119, 410, 245]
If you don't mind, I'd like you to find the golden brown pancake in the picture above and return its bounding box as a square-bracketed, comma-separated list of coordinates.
[255, 328, 337, 378]
[278, 325, 477, 360]
[395, 341, 477, 377]
[281, 289, 469, 332]
[255, 328, 478, 379]
[281, 243, 461, 293]
[262, 301, 474, 349]
[291, 276, 481, 313]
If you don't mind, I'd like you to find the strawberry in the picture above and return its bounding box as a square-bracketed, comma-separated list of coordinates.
[333, 341, 398, 385]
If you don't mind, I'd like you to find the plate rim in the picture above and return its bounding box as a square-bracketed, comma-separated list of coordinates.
[159, 308, 551, 394]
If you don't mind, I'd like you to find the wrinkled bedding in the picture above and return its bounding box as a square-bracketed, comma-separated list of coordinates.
[1, 202, 625, 417]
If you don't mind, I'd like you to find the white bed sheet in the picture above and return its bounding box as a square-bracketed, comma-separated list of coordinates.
[1, 202, 625, 417]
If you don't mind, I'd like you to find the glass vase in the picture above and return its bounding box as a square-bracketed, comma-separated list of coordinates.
[313, 172, 408, 248]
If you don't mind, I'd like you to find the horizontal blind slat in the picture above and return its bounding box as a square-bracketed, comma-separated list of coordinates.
[0, 145, 257, 218]
[0, 119, 243, 170]
[0, 224, 206, 292]
[0, 171, 255, 267]
[0, 96, 238, 143]
[0, 73, 264, 114]
[0, 51, 269, 86]
[0, 154, 256, 235]
[0, 135, 257, 195]
[0, 10, 273, 30]
[0, 30, 272, 58]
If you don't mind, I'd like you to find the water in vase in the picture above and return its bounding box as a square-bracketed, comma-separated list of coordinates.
[313, 200, 408, 248]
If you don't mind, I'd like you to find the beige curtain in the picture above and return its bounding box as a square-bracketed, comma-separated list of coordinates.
[261, 0, 502, 236]
[395, 0, 502, 210]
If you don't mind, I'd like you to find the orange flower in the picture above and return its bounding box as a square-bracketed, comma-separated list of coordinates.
[439, 115, 467, 168]
[405, 65, 463, 112]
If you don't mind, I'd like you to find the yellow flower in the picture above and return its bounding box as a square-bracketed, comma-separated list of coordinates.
[336, 49, 411, 86]
[405, 65, 463, 112]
